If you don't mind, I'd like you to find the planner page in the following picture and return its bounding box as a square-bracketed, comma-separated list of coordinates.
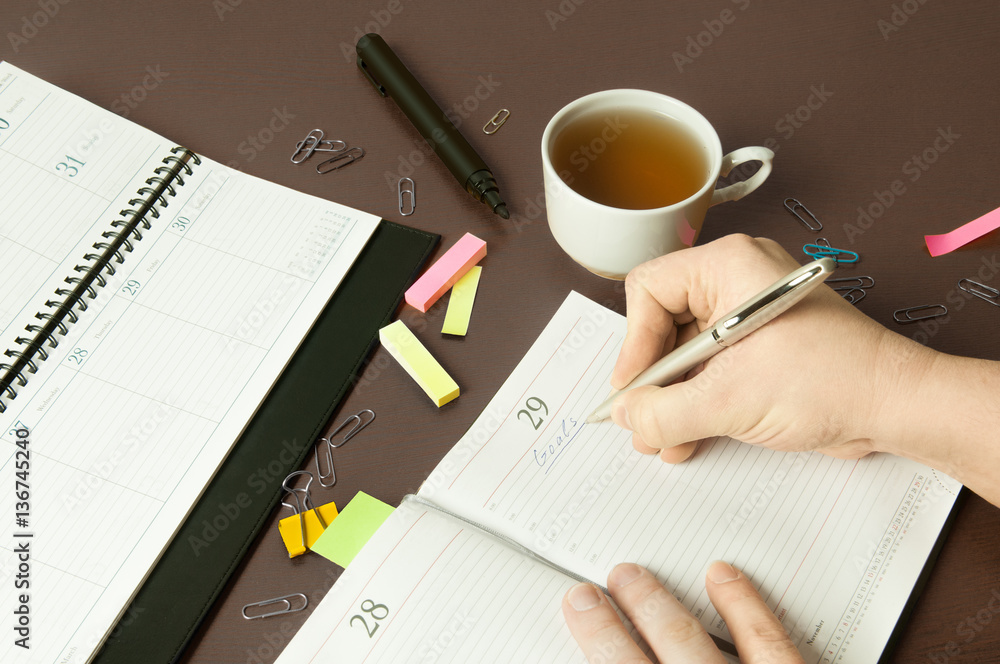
[275, 498, 602, 664]
[0, 63, 379, 663]
[421, 291, 962, 664]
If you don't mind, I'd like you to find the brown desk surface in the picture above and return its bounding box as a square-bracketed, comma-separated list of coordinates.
[5, 0, 999, 661]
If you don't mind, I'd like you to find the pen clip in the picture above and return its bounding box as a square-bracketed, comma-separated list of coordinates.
[714, 257, 835, 345]
[356, 55, 388, 97]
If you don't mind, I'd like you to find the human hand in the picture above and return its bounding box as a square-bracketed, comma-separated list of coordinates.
[610, 233, 933, 463]
[563, 561, 804, 663]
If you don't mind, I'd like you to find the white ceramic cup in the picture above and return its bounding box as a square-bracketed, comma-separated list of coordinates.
[542, 89, 774, 280]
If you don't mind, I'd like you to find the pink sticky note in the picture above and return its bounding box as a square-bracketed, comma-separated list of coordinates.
[405, 233, 487, 312]
[925, 205, 1000, 257]
[677, 217, 697, 247]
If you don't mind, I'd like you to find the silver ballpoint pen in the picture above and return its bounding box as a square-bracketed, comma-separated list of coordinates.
[585, 256, 836, 423]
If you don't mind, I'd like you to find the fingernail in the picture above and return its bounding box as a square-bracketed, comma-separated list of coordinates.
[567, 583, 602, 611]
[612, 402, 632, 431]
[707, 561, 741, 584]
[609, 563, 644, 589]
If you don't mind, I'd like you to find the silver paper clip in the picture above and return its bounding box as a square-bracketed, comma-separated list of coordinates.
[316, 147, 365, 174]
[827, 276, 875, 291]
[398, 178, 415, 216]
[281, 471, 328, 551]
[242, 593, 308, 620]
[784, 197, 822, 231]
[893, 304, 948, 324]
[315, 409, 376, 488]
[839, 288, 867, 304]
[483, 108, 510, 135]
[291, 129, 347, 164]
[958, 278, 1000, 307]
[827, 275, 873, 305]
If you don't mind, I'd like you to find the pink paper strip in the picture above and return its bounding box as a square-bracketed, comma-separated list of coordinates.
[405, 232, 487, 312]
[677, 217, 697, 247]
[924, 205, 1000, 257]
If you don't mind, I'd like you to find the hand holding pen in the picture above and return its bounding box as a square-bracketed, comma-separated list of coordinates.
[587, 254, 836, 423]
[604, 234, 925, 465]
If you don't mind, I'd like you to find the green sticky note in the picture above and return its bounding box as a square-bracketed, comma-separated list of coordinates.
[310, 491, 395, 567]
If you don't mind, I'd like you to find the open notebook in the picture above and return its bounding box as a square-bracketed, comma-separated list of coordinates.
[0, 62, 385, 663]
[276, 291, 961, 664]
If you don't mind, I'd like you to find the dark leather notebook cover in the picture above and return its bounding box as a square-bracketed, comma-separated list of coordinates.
[93, 219, 438, 664]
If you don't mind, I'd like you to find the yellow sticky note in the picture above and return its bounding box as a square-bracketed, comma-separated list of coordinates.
[379, 320, 460, 407]
[277, 501, 339, 558]
[442, 266, 482, 336]
[311, 492, 395, 568]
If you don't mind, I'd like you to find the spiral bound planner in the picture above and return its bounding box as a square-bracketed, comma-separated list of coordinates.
[0, 62, 437, 664]
[0, 146, 199, 410]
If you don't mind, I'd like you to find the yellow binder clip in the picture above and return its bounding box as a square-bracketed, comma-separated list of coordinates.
[278, 471, 337, 557]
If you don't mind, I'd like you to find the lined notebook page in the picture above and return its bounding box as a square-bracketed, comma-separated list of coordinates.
[422, 291, 962, 664]
[275, 500, 592, 664]
[0, 64, 168, 345]
[0, 63, 379, 664]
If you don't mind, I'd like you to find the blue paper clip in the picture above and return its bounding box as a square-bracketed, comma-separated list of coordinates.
[803, 238, 859, 265]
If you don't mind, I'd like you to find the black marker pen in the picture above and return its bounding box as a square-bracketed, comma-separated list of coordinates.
[356, 34, 510, 219]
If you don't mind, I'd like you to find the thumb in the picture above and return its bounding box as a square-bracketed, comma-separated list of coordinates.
[613, 378, 730, 460]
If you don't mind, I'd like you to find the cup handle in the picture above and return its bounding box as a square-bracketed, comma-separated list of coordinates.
[709, 146, 774, 207]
